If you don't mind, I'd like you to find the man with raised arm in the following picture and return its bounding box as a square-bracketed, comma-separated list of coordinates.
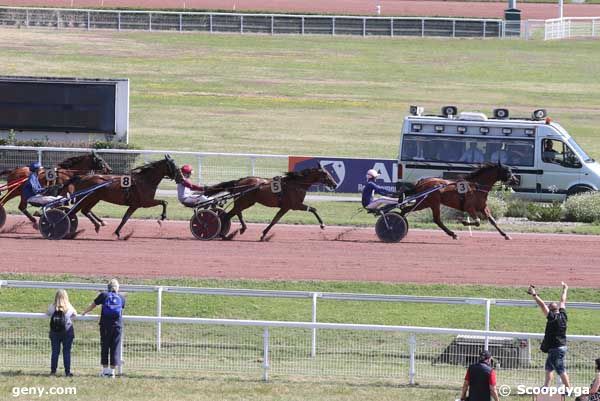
[528, 282, 571, 388]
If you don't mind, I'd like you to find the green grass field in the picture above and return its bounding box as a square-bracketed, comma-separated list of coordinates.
[1, 29, 600, 158]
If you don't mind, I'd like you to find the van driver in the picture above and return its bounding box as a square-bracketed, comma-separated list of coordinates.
[542, 140, 559, 163]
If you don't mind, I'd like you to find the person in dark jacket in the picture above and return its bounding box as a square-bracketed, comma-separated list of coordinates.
[361, 169, 397, 209]
[22, 162, 60, 206]
[47, 290, 77, 377]
[82, 279, 126, 378]
[460, 350, 500, 401]
[528, 282, 571, 388]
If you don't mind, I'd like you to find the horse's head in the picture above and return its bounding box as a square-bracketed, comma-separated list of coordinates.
[164, 154, 183, 183]
[497, 162, 519, 186]
[91, 150, 113, 174]
[318, 167, 338, 190]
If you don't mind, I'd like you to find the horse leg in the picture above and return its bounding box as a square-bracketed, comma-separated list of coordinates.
[461, 207, 481, 227]
[89, 211, 106, 226]
[114, 206, 137, 239]
[18, 197, 37, 229]
[298, 204, 325, 229]
[431, 204, 458, 240]
[159, 200, 168, 221]
[261, 208, 289, 241]
[484, 206, 511, 240]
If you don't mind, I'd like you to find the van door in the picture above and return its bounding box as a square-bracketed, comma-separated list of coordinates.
[537, 138, 582, 201]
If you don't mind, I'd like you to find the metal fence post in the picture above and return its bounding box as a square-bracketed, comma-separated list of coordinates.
[118, 12, 121, 31]
[390, 18, 394, 37]
[332, 17, 335, 35]
[87, 11, 90, 30]
[311, 292, 318, 357]
[484, 299, 491, 350]
[262, 327, 270, 382]
[362, 18, 366, 37]
[250, 157, 256, 176]
[209, 14, 213, 33]
[408, 333, 416, 385]
[156, 286, 163, 352]
[149, 13, 152, 31]
[240, 15, 244, 34]
[25, 9, 29, 27]
[301, 16, 304, 35]
[37, 149, 42, 165]
[197, 156, 203, 185]
[421, 18, 425, 37]
[271, 15, 274, 35]
[179, 13, 182, 32]
[118, 328, 124, 375]
[452, 20, 456, 38]
[56, 10, 60, 29]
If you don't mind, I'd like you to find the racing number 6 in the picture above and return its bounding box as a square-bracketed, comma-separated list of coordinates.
[121, 175, 132, 188]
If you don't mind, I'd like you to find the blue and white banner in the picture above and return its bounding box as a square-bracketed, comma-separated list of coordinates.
[288, 156, 399, 193]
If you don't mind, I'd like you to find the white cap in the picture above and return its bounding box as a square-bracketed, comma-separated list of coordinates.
[366, 169, 379, 179]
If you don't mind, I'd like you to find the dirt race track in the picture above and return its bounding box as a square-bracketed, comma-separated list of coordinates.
[1, 215, 600, 287]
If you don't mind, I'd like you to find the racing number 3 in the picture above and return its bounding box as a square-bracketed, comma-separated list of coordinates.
[456, 181, 469, 194]
[121, 176, 132, 188]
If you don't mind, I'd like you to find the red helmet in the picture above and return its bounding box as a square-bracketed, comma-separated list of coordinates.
[181, 164, 193, 174]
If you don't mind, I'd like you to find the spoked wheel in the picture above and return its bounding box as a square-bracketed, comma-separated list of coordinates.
[190, 209, 222, 240]
[58, 206, 79, 239]
[39, 208, 71, 240]
[213, 207, 231, 238]
[375, 212, 409, 243]
[0, 204, 6, 230]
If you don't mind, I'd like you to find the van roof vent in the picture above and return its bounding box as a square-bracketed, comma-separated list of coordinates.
[458, 112, 488, 121]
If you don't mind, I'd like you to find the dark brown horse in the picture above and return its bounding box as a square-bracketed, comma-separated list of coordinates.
[404, 162, 518, 240]
[0, 152, 112, 228]
[205, 167, 337, 240]
[64, 155, 181, 238]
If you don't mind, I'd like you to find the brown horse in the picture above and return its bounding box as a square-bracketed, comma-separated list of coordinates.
[205, 167, 337, 240]
[64, 155, 181, 238]
[403, 162, 518, 240]
[0, 152, 112, 228]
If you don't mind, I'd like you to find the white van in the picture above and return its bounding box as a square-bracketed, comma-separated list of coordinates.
[398, 106, 600, 201]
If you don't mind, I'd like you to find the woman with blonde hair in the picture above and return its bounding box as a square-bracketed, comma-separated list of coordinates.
[47, 289, 77, 376]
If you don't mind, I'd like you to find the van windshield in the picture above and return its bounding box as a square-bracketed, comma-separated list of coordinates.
[567, 138, 594, 162]
[401, 134, 535, 167]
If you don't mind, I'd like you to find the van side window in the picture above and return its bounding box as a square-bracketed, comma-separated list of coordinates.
[542, 139, 581, 168]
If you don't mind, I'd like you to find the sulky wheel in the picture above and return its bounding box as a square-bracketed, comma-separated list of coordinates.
[0, 204, 6, 230]
[213, 207, 231, 238]
[190, 209, 222, 240]
[375, 212, 409, 243]
[58, 206, 79, 239]
[39, 208, 71, 240]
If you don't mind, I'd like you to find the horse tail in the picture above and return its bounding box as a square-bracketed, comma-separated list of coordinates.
[203, 179, 244, 196]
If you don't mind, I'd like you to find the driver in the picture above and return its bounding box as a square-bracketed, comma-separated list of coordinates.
[362, 169, 397, 210]
[23, 162, 62, 206]
[542, 140, 559, 163]
[177, 164, 210, 207]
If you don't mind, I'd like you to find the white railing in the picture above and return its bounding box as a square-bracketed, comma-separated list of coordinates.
[0, 145, 288, 186]
[0, 6, 504, 39]
[3, 279, 600, 358]
[543, 17, 600, 40]
[2, 311, 599, 386]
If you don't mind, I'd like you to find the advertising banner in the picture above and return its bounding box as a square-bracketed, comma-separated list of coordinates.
[288, 156, 399, 193]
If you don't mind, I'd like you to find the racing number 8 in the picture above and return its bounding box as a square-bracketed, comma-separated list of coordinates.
[121, 176, 132, 188]
[457, 181, 469, 194]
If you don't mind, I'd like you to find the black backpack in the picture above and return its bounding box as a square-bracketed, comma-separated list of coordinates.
[50, 309, 67, 333]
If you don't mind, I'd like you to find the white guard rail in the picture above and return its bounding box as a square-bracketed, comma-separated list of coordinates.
[2, 311, 600, 386]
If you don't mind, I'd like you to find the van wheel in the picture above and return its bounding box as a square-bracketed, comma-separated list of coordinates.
[567, 185, 594, 198]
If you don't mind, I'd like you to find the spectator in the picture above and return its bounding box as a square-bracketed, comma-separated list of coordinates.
[82, 279, 126, 378]
[528, 282, 571, 388]
[460, 350, 500, 401]
[47, 290, 77, 377]
[575, 357, 600, 401]
[459, 142, 485, 164]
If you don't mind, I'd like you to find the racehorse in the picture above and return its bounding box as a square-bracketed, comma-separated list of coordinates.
[0, 152, 112, 228]
[204, 167, 337, 240]
[405, 162, 519, 240]
[63, 155, 181, 238]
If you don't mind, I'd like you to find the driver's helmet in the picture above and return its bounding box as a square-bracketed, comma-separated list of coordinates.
[29, 162, 42, 171]
[366, 169, 379, 180]
[181, 164, 193, 175]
